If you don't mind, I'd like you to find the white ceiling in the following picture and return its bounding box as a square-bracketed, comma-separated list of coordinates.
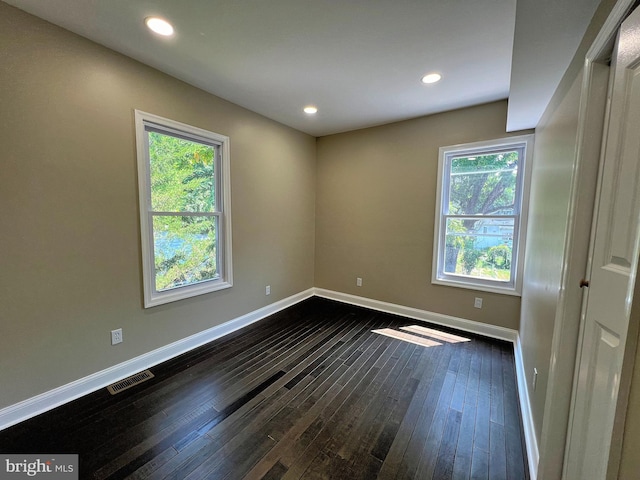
[4, 0, 601, 137]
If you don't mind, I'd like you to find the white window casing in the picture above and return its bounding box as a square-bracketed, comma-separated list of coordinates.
[432, 135, 533, 295]
[135, 110, 233, 307]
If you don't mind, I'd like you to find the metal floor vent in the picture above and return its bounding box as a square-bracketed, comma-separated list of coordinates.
[107, 369, 154, 395]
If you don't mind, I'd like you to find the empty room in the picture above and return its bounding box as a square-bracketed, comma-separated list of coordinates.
[2, 0, 640, 479]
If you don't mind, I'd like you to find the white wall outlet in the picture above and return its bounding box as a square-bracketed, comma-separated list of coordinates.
[356, 277, 363, 287]
[533, 368, 539, 391]
[474, 297, 483, 308]
[265, 285, 271, 295]
[111, 328, 123, 345]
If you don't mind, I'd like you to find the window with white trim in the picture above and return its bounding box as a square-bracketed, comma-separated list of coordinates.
[135, 111, 232, 307]
[432, 135, 533, 295]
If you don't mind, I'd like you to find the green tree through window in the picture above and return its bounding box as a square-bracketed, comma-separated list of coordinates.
[136, 110, 232, 307]
[149, 132, 218, 291]
[433, 136, 532, 294]
[445, 150, 517, 279]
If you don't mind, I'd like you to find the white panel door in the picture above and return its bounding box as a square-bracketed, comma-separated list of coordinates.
[565, 6, 640, 479]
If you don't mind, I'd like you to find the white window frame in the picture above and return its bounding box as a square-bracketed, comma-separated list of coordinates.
[135, 110, 233, 308]
[432, 135, 533, 295]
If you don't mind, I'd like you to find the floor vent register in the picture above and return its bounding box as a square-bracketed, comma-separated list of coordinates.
[107, 369, 155, 395]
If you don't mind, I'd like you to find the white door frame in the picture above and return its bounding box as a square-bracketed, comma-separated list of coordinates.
[536, 1, 637, 479]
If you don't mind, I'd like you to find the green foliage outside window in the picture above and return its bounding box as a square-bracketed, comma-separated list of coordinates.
[461, 240, 483, 275]
[448, 151, 518, 216]
[445, 234, 512, 280]
[444, 150, 518, 281]
[486, 244, 511, 270]
[149, 132, 218, 291]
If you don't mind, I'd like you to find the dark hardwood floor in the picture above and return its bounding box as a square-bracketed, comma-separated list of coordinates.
[0, 297, 529, 479]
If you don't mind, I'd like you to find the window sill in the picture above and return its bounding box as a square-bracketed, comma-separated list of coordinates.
[145, 280, 233, 308]
[431, 277, 522, 297]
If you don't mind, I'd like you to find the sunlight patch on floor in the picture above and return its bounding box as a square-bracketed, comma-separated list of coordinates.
[372, 328, 442, 348]
[372, 324, 471, 348]
[400, 325, 471, 344]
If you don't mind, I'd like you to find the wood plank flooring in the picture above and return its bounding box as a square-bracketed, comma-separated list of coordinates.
[0, 297, 529, 479]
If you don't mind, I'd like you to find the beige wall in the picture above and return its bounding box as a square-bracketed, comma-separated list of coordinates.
[519, 71, 584, 442]
[315, 101, 528, 330]
[0, 3, 316, 409]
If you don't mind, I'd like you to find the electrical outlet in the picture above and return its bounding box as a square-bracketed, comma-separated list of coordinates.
[474, 297, 483, 308]
[111, 328, 123, 345]
[533, 368, 538, 391]
[266, 285, 271, 295]
[356, 277, 363, 287]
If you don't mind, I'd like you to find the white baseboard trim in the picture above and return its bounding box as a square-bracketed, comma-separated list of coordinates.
[514, 334, 540, 480]
[0, 288, 315, 431]
[314, 288, 538, 478]
[314, 288, 518, 342]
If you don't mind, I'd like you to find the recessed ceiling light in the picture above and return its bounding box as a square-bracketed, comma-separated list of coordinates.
[145, 17, 174, 36]
[421, 73, 442, 84]
[303, 106, 318, 114]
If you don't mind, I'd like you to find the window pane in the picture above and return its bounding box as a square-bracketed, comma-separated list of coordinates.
[148, 131, 216, 212]
[448, 151, 518, 215]
[444, 217, 514, 281]
[153, 216, 218, 291]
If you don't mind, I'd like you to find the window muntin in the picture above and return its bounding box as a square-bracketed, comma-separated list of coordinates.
[433, 136, 532, 295]
[135, 111, 232, 307]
